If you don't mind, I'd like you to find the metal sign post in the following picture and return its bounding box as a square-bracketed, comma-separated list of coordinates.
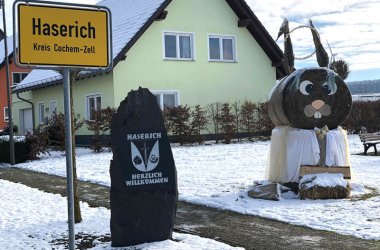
[63, 69, 75, 250]
[13, 1, 112, 249]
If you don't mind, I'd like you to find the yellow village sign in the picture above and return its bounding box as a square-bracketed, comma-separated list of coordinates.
[14, 1, 112, 69]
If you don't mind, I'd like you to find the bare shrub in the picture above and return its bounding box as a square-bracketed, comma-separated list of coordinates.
[46, 112, 84, 151]
[239, 101, 257, 140]
[207, 103, 221, 143]
[85, 107, 116, 152]
[164, 105, 192, 145]
[190, 105, 208, 144]
[256, 102, 274, 133]
[219, 103, 236, 144]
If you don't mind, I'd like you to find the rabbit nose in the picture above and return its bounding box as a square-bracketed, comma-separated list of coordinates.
[311, 100, 325, 110]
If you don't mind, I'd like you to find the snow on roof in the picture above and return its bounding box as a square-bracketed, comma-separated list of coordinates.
[14, 69, 99, 92]
[99, 0, 167, 60]
[14, 0, 167, 92]
[14, 70, 62, 91]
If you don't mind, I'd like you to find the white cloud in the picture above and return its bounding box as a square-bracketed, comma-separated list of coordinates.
[247, 0, 380, 79]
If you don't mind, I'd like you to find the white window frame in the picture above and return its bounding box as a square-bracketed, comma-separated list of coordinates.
[208, 34, 237, 62]
[162, 31, 195, 61]
[151, 90, 180, 110]
[12, 72, 29, 85]
[38, 102, 45, 124]
[4, 107, 8, 122]
[85, 93, 102, 120]
[49, 100, 57, 116]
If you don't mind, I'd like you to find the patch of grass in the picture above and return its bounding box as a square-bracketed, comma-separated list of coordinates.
[350, 186, 379, 201]
[51, 233, 111, 249]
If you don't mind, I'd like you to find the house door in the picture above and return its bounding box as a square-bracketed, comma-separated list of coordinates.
[19, 108, 33, 135]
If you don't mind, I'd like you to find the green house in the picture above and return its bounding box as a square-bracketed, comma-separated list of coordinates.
[12, 0, 284, 143]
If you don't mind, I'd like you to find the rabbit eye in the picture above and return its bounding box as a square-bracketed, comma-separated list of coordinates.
[322, 85, 331, 94]
[300, 80, 314, 95]
[322, 82, 337, 95]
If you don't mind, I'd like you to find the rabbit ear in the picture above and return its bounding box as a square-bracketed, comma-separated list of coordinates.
[277, 19, 295, 74]
[276, 19, 288, 41]
[309, 19, 329, 67]
[283, 36, 295, 74]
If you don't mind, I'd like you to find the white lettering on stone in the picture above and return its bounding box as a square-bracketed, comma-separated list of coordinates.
[127, 133, 162, 141]
[125, 172, 168, 186]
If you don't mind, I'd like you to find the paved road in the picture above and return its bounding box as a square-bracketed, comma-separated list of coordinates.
[1, 167, 379, 250]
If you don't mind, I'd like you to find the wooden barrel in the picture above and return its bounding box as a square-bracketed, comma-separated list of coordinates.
[269, 67, 352, 129]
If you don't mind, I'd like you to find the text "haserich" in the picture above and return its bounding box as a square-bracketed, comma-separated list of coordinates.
[32, 18, 96, 39]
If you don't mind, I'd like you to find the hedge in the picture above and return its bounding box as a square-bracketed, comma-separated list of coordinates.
[0, 139, 30, 164]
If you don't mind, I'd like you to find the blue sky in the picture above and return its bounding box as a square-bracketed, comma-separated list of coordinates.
[1, 0, 379, 81]
[247, 0, 380, 82]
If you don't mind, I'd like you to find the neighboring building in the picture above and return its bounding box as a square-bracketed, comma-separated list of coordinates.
[12, 0, 285, 142]
[0, 36, 30, 131]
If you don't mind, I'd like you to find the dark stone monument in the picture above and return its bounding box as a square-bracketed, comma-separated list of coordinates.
[110, 87, 178, 247]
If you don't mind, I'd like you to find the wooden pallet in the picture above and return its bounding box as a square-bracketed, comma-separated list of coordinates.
[300, 165, 351, 179]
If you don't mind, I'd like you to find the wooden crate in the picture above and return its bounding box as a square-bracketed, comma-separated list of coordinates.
[300, 165, 351, 179]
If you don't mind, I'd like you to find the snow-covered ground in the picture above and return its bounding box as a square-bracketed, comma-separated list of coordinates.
[1, 134, 380, 248]
[0, 179, 243, 249]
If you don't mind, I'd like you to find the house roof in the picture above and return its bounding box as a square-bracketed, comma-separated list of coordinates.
[13, 0, 285, 93]
[226, 0, 286, 77]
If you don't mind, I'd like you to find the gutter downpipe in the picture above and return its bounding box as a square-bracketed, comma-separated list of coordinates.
[16, 92, 36, 131]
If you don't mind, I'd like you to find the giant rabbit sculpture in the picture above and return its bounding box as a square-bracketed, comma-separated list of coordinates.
[270, 20, 352, 129]
[269, 67, 352, 129]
